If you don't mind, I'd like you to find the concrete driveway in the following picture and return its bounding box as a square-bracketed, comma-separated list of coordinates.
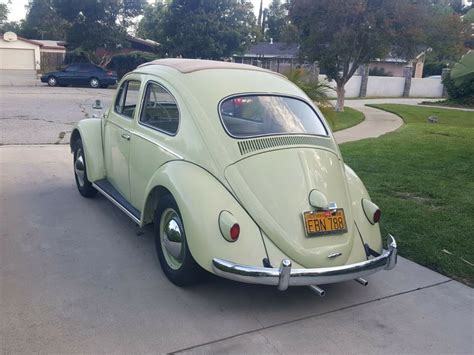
[0, 88, 473, 353]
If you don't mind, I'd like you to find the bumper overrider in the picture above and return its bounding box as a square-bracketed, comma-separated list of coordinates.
[212, 235, 397, 291]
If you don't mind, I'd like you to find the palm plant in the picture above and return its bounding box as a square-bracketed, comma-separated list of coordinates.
[285, 68, 334, 107]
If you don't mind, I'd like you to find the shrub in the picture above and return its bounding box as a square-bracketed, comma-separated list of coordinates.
[285, 68, 334, 106]
[443, 73, 474, 105]
[65, 48, 92, 65]
[107, 51, 159, 79]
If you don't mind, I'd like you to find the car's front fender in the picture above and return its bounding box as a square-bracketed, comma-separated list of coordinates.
[141, 161, 268, 272]
[70, 118, 105, 182]
[344, 164, 383, 254]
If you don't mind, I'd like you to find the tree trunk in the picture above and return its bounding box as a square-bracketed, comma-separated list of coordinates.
[335, 83, 345, 112]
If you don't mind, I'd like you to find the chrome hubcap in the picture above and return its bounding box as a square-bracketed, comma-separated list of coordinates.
[160, 208, 185, 270]
[48, 77, 56, 85]
[91, 79, 99, 87]
[74, 149, 85, 187]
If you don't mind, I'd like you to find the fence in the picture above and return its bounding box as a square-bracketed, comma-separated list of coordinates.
[319, 74, 445, 98]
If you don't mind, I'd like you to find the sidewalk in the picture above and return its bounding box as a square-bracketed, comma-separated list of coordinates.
[334, 98, 433, 144]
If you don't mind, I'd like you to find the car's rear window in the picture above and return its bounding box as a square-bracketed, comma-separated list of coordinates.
[219, 95, 327, 138]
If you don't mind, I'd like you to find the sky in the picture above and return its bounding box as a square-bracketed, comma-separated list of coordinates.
[1, 0, 272, 22]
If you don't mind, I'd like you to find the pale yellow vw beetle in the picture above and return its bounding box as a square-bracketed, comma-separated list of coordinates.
[71, 59, 397, 295]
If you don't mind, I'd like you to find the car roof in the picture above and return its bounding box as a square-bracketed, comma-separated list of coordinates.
[137, 58, 285, 77]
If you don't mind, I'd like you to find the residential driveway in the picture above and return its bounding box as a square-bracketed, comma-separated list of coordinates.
[1, 90, 473, 353]
[1, 145, 472, 353]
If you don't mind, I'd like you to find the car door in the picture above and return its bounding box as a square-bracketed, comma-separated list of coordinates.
[104, 77, 142, 201]
[129, 79, 182, 210]
[60, 64, 80, 85]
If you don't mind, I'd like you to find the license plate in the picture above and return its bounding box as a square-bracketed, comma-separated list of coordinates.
[303, 208, 348, 237]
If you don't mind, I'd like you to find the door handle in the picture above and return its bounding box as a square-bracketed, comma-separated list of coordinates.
[121, 133, 131, 141]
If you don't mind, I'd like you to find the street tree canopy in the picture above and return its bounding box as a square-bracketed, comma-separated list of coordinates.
[139, 0, 258, 59]
[290, 0, 468, 111]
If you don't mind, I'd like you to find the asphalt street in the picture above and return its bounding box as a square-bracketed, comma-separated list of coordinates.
[0, 86, 472, 353]
[0, 85, 113, 145]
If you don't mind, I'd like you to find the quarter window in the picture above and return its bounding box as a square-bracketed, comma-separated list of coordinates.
[140, 82, 179, 135]
[115, 80, 141, 119]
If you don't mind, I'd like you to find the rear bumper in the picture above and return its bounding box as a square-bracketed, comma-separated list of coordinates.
[212, 235, 397, 290]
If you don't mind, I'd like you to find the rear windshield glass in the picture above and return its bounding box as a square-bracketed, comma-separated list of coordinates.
[220, 95, 327, 138]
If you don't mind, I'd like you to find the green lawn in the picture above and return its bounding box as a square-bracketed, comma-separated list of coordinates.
[321, 106, 365, 132]
[340, 104, 474, 286]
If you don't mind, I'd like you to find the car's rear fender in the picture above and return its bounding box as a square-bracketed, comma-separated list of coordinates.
[70, 118, 105, 182]
[344, 164, 383, 254]
[141, 161, 268, 272]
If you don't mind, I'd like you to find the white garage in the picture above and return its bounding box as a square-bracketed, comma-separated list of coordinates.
[0, 32, 41, 69]
[0, 32, 41, 85]
[0, 47, 36, 70]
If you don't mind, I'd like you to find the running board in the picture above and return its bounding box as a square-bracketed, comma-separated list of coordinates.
[93, 179, 141, 225]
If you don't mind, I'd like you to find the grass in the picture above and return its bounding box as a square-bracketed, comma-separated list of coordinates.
[321, 106, 365, 132]
[340, 104, 474, 286]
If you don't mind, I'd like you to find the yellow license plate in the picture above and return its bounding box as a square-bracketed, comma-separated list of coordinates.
[303, 209, 348, 237]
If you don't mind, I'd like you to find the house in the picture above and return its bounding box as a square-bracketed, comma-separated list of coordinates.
[0, 31, 66, 78]
[367, 51, 425, 78]
[232, 40, 299, 73]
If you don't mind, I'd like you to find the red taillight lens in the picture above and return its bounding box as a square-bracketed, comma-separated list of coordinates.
[230, 223, 240, 241]
[373, 209, 381, 223]
[106, 71, 114, 76]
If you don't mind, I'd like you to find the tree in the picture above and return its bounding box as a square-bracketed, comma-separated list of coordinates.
[136, 0, 168, 44]
[52, 0, 146, 55]
[157, 0, 258, 59]
[21, 0, 69, 40]
[0, 1, 8, 26]
[290, 0, 466, 111]
[265, 0, 288, 42]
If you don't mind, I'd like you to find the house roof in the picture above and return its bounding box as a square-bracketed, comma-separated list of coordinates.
[235, 42, 299, 59]
[33, 40, 66, 50]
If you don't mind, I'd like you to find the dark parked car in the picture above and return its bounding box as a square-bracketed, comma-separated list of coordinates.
[41, 63, 117, 88]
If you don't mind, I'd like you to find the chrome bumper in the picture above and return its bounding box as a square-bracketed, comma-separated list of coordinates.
[212, 235, 397, 291]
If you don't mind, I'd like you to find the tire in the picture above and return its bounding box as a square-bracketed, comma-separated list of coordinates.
[154, 194, 203, 286]
[47, 76, 57, 87]
[89, 77, 100, 88]
[100, 84, 108, 89]
[73, 139, 97, 198]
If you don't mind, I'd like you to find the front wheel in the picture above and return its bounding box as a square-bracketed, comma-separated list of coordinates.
[73, 139, 97, 198]
[89, 77, 100, 88]
[154, 194, 203, 286]
[47, 76, 57, 87]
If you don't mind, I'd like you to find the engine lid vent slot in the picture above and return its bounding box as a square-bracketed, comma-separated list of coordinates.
[237, 136, 321, 155]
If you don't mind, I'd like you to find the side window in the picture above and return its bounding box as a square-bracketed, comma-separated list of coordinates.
[140, 82, 179, 135]
[114, 80, 141, 119]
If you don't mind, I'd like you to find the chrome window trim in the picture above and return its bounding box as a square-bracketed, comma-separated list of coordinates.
[217, 93, 330, 140]
[138, 80, 181, 137]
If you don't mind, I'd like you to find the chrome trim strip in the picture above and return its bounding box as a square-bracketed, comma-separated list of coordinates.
[212, 235, 397, 289]
[92, 183, 141, 225]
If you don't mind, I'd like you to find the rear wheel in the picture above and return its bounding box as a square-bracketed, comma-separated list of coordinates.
[154, 194, 203, 286]
[73, 139, 97, 198]
[89, 77, 100, 88]
[47, 76, 57, 87]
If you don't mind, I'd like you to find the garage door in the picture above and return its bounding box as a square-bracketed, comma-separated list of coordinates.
[0, 48, 35, 70]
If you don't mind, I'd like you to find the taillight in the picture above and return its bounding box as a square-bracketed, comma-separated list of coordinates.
[362, 199, 381, 225]
[230, 223, 240, 241]
[373, 209, 381, 223]
[106, 71, 114, 76]
[219, 211, 240, 242]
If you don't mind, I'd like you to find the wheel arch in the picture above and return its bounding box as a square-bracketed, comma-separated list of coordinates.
[140, 161, 268, 272]
[70, 119, 106, 182]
